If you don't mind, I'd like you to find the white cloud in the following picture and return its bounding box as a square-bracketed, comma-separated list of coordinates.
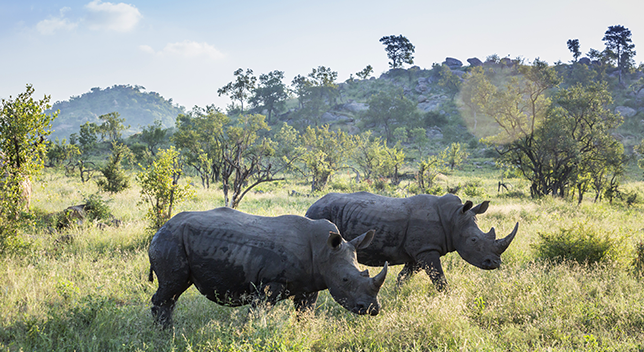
[36, 7, 78, 35]
[141, 41, 225, 60]
[84, 0, 142, 32]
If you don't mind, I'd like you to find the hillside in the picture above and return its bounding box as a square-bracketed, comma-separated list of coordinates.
[45, 58, 644, 154]
[47, 85, 185, 140]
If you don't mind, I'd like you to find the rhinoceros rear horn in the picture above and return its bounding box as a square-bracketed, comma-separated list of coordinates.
[495, 222, 519, 254]
[372, 261, 388, 289]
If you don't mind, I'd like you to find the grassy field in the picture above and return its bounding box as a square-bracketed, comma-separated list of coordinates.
[1, 164, 644, 351]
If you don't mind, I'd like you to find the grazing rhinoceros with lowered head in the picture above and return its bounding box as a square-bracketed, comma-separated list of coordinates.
[305, 192, 518, 291]
[148, 207, 388, 327]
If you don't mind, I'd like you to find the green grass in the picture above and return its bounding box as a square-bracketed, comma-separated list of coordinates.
[2, 167, 644, 351]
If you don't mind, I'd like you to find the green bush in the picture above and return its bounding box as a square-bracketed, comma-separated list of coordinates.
[462, 180, 484, 198]
[82, 193, 112, 222]
[533, 223, 618, 265]
[633, 241, 644, 275]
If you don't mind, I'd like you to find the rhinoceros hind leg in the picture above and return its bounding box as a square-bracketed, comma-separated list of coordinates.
[396, 262, 421, 287]
[293, 291, 319, 312]
[150, 278, 192, 329]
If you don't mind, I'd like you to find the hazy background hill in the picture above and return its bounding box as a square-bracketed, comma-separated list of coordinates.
[47, 84, 185, 140]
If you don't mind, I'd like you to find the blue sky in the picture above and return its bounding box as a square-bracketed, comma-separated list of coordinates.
[1, 0, 642, 110]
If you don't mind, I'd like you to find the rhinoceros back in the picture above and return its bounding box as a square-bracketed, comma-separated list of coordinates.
[307, 192, 457, 266]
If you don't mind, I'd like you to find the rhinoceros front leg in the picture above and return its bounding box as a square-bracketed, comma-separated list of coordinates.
[417, 251, 448, 292]
[396, 262, 421, 287]
[293, 291, 319, 313]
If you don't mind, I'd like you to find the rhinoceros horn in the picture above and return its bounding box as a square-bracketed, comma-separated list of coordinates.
[372, 262, 388, 289]
[494, 222, 519, 254]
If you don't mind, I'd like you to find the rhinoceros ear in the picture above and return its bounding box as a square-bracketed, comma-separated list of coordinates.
[462, 201, 474, 213]
[327, 231, 344, 250]
[471, 201, 490, 214]
[348, 229, 375, 251]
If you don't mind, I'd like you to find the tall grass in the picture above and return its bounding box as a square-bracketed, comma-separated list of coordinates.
[1, 168, 644, 351]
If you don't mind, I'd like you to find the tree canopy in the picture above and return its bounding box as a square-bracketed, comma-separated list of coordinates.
[379, 35, 415, 69]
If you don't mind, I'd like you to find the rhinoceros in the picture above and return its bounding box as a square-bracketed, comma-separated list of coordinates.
[148, 207, 388, 327]
[305, 192, 518, 291]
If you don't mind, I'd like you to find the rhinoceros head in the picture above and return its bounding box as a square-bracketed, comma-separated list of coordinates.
[453, 200, 519, 270]
[320, 230, 387, 315]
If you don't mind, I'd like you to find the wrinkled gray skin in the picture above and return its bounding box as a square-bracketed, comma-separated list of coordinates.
[148, 207, 387, 327]
[305, 192, 518, 291]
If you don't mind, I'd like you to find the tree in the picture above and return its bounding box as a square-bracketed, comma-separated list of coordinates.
[436, 64, 462, 99]
[409, 127, 429, 159]
[416, 156, 444, 194]
[218, 114, 284, 208]
[379, 35, 415, 69]
[567, 39, 581, 62]
[98, 112, 129, 141]
[459, 66, 495, 135]
[249, 70, 288, 123]
[173, 106, 228, 188]
[46, 138, 80, 168]
[440, 142, 469, 170]
[137, 146, 193, 231]
[289, 66, 339, 128]
[140, 120, 167, 157]
[217, 68, 257, 115]
[356, 65, 374, 80]
[96, 141, 133, 194]
[0, 84, 57, 250]
[475, 59, 563, 197]
[363, 88, 419, 142]
[78, 121, 99, 153]
[602, 25, 636, 83]
[300, 125, 354, 192]
[635, 139, 644, 177]
[353, 131, 385, 181]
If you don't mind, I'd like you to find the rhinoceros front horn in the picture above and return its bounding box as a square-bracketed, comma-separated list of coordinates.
[495, 222, 519, 255]
[372, 262, 388, 289]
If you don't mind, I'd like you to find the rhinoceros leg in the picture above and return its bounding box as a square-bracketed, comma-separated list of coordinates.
[251, 282, 287, 309]
[150, 265, 192, 328]
[416, 251, 448, 292]
[396, 262, 421, 287]
[293, 291, 319, 312]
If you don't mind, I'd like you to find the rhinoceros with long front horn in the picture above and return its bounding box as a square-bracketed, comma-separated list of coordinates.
[305, 192, 518, 291]
[148, 207, 387, 327]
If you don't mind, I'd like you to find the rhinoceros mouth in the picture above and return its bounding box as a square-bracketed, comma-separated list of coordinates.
[479, 258, 501, 270]
[351, 302, 380, 316]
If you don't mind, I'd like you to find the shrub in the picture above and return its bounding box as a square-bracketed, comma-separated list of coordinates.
[463, 180, 484, 198]
[96, 142, 132, 194]
[533, 223, 617, 265]
[82, 193, 112, 222]
[633, 241, 644, 275]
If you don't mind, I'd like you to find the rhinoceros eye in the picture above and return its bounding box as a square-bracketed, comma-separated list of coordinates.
[342, 277, 349, 282]
[470, 237, 478, 243]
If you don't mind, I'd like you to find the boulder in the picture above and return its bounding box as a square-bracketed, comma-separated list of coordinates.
[321, 112, 351, 123]
[578, 57, 591, 65]
[467, 57, 483, 67]
[342, 101, 368, 113]
[615, 106, 637, 118]
[500, 58, 516, 67]
[415, 83, 430, 94]
[443, 57, 463, 69]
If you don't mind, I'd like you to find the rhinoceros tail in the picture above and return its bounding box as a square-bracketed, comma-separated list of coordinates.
[148, 266, 154, 282]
